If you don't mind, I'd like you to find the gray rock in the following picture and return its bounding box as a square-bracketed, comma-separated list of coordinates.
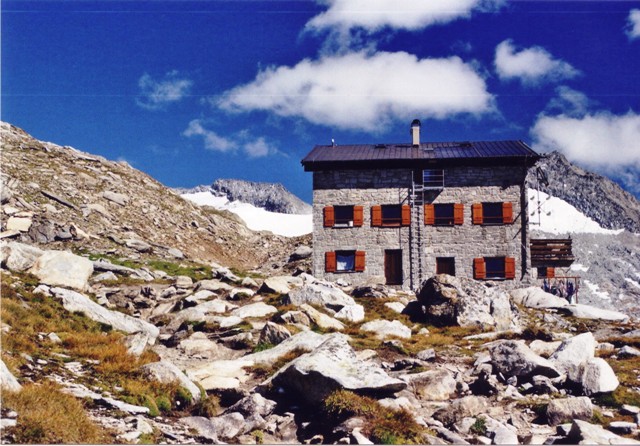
[285, 279, 356, 311]
[6, 216, 32, 232]
[259, 276, 295, 294]
[228, 393, 277, 418]
[510, 287, 568, 308]
[0, 241, 44, 272]
[401, 368, 457, 401]
[92, 258, 136, 274]
[416, 348, 436, 361]
[209, 412, 247, 440]
[360, 319, 411, 339]
[300, 304, 345, 331]
[167, 247, 184, 259]
[432, 396, 489, 426]
[140, 361, 201, 402]
[103, 190, 129, 206]
[621, 405, 640, 415]
[581, 357, 619, 395]
[568, 419, 640, 444]
[180, 416, 219, 442]
[384, 301, 406, 314]
[100, 396, 149, 414]
[489, 340, 560, 379]
[334, 304, 365, 323]
[558, 304, 629, 322]
[30, 250, 93, 291]
[0, 358, 22, 392]
[123, 332, 152, 357]
[289, 245, 312, 261]
[231, 302, 278, 319]
[92, 271, 118, 283]
[608, 421, 638, 435]
[619, 346, 640, 358]
[492, 425, 519, 445]
[529, 340, 562, 358]
[267, 333, 406, 404]
[549, 332, 596, 382]
[278, 310, 312, 327]
[50, 287, 159, 342]
[546, 397, 593, 426]
[258, 322, 291, 346]
[195, 279, 233, 293]
[125, 239, 152, 253]
[175, 275, 193, 289]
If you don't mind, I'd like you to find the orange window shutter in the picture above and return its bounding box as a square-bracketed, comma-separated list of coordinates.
[424, 204, 435, 225]
[454, 203, 464, 225]
[355, 251, 366, 272]
[402, 204, 411, 226]
[371, 205, 382, 227]
[503, 202, 513, 224]
[323, 206, 335, 227]
[473, 258, 486, 280]
[472, 203, 483, 225]
[505, 257, 516, 279]
[325, 252, 336, 273]
[353, 206, 364, 227]
[546, 267, 555, 279]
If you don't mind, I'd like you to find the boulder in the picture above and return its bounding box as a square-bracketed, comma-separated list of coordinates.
[209, 412, 247, 440]
[546, 397, 593, 426]
[289, 245, 312, 261]
[0, 359, 21, 392]
[30, 250, 93, 291]
[123, 332, 152, 357]
[231, 302, 278, 319]
[619, 346, 640, 358]
[6, 216, 32, 232]
[175, 275, 194, 290]
[50, 287, 159, 342]
[558, 304, 629, 322]
[284, 279, 356, 311]
[334, 304, 365, 323]
[228, 393, 277, 418]
[489, 340, 560, 379]
[401, 368, 457, 401]
[125, 239, 152, 253]
[0, 241, 44, 272]
[140, 361, 201, 402]
[417, 274, 518, 330]
[549, 332, 596, 382]
[529, 340, 562, 358]
[568, 420, 640, 445]
[195, 279, 233, 293]
[510, 287, 568, 308]
[103, 190, 129, 206]
[180, 416, 219, 443]
[384, 302, 406, 314]
[258, 322, 291, 346]
[300, 304, 345, 331]
[266, 333, 406, 404]
[360, 319, 411, 340]
[432, 396, 489, 426]
[581, 358, 619, 395]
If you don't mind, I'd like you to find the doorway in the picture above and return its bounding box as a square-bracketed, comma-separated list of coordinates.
[384, 250, 403, 285]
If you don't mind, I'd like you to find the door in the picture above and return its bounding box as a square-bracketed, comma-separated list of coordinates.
[385, 250, 403, 285]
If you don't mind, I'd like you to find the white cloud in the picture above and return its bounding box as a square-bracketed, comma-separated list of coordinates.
[183, 120, 236, 153]
[545, 86, 593, 117]
[306, 0, 504, 33]
[244, 137, 275, 158]
[494, 39, 579, 86]
[137, 71, 193, 110]
[626, 9, 640, 40]
[217, 51, 494, 132]
[531, 111, 640, 171]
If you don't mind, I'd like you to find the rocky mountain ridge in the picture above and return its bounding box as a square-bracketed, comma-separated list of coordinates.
[526, 151, 640, 234]
[178, 179, 312, 215]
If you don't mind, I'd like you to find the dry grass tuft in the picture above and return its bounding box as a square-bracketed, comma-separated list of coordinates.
[2, 381, 112, 444]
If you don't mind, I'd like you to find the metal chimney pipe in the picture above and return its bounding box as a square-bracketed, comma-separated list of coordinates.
[411, 119, 421, 147]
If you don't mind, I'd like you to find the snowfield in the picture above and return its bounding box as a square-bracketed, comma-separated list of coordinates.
[528, 189, 624, 235]
[182, 191, 312, 237]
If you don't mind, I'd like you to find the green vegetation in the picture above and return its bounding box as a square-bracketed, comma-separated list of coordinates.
[323, 390, 426, 444]
[470, 416, 487, 436]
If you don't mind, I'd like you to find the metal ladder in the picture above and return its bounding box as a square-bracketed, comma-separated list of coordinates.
[408, 181, 425, 289]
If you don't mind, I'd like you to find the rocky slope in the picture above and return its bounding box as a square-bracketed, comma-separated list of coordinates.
[178, 179, 312, 215]
[0, 122, 305, 274]
[526, 151, 640, 234]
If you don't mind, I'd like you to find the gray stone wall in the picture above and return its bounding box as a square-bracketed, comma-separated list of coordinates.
[312, 165, 532, 290]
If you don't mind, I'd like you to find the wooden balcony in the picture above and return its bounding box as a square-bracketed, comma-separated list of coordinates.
[530, 238, 575, 267]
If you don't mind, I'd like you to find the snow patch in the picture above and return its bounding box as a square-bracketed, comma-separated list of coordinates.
[182, 192, 312, 237]
[570, 263, 589, 272]
[584, 280, 611, 300]
[528, 189, 624, 235]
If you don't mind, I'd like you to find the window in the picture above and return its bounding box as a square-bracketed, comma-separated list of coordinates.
[324, 205, 363, 227]
[371, 205, 411, 227]
[436, 257, 456, 276]
[537, 267, 555, 278]
[325, 251, 365, 273]
[472, 202, 513, 225]
[423, 169, 444, 189]
[425, 204, 463, 226]
[474, 257, 515, 280]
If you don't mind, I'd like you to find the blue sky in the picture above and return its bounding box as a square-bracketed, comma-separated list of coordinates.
[3, 0, 640, 202]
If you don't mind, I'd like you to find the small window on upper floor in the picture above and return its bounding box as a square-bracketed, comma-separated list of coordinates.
[381, 205, 402, 226]
[423, 169, 444, 189]
[436, 257, 456, 276]
[425, 203, 463, 226]
[472, 202, 514, 225]
[334, 206, 354, 227]
[324, 205, 363, 228]
[371, 204, 411, 227]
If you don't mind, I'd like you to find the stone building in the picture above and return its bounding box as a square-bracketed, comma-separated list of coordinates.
[301, 120, 541, 290]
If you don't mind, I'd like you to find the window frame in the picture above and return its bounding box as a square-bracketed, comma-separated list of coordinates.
[381, 204, 403, 227]
[484, 256, 507, 279]
[436, 257, 456, 276]
[434, 204, 455, 226]
[482, 202, 504, 226]
[333, 205, 355, 228]
[335, 250, 356, 272]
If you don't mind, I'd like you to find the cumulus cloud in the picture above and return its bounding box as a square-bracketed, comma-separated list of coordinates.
[137, 71, 193, 110]
[531, 111, 640, 171]
[626, 9, 640, 40]
[494, 40, 579, 86]
[545, 86, 594, 117]
[183, 120, 278, 158]
[217, 51, 494, 132]
[183, 120, 236, 153]
[306, 0, 504, 33]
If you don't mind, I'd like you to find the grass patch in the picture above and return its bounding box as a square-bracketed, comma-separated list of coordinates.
[592, 356, 640, 408]
[323, 390, 426, 444]
[2, 381, 112, 444]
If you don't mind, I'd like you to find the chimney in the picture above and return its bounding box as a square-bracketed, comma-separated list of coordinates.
[411, 119, 421, 147]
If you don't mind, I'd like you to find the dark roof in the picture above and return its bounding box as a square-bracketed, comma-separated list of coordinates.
[301, 140, 540, 171]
